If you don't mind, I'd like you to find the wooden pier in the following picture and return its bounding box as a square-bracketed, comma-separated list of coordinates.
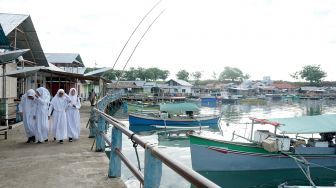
[0, 102, 126, 188]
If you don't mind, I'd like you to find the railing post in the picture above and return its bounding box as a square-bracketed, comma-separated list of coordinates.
[89, 107, 96, 138]
[144, 147, 162, 188]
[95, 115, 106, 152]
[108, 127, 122, 177]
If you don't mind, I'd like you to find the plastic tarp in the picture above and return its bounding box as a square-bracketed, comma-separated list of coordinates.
[160, 103, 200, 114]
[269, 114, 336, 134]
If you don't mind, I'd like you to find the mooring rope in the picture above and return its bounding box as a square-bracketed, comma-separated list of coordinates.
[130, 133, 142, 188]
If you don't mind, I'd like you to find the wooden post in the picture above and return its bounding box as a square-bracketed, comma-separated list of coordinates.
[108, 126, 122, 177]
[144, 146, 162, 188]
[95, 115, 105, 152]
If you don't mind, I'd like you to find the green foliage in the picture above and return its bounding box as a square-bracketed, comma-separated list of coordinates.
[291, 65, 327, 85]
[218, 66, 249, 82]
[159, 70, 169, 80]
[176, 69, 189, 81]
[192, 71, 202, 80]
[123, 67, 137, 80]
[191, 71, 202, 85]
[103, 70, 123, 80]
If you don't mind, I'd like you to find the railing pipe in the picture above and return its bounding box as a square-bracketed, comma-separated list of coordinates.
[115, 148, 145, 184]
[102, 133, 111, 146]
[95, 109, 221, 188]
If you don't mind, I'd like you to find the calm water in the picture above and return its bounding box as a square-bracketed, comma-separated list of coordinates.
[109, 99, 336, 188]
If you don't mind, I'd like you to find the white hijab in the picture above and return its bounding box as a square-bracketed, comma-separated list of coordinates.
[36, 87, 50, 103]
[50, 89, 69, 111]
[68, 88, 78, 104]
[27, 89, 35, 97]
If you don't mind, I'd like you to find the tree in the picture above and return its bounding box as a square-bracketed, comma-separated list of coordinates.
[136, 67, 147, 80]
[144, 68, 155, 81]
[212, 72, 217, 80]
[159, 70, 169, 80]
[123, 67, 137, 80]
[218, 66, 248, 82]
[102, 70, 123, 80]
[191, 71, 202, 85]
[146, 67, 161, 81]
[176, 69, 189, 81]
[291, 65, 327, 85]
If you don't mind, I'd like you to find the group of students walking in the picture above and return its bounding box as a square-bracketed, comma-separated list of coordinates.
[19, 87, 81, 144]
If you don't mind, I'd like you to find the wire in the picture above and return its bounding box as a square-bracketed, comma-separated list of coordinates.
[109, 0, 163, 73]
[116, 9, 166, 84]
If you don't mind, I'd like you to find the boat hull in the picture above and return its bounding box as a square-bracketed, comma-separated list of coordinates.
[129, 114, 220, 127]
[190, 135, 336, 171]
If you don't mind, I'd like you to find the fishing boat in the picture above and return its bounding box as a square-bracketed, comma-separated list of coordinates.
[128, 102, 220, 127]
[190, 114, 336, 172]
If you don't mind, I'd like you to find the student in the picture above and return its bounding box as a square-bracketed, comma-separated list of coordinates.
[66, 88, 81, 142]
[18, 89, 37, 143]
[49, 89, 70, 144]
[35, 87, 50, 143]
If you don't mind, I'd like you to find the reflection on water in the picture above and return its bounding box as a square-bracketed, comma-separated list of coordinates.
[113, 99, 336, 188]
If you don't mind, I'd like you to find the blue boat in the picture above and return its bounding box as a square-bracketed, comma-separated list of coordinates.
[128, 103, 220, 127]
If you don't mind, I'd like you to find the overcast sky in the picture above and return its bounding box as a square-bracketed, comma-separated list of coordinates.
[2, 0, 336, 81]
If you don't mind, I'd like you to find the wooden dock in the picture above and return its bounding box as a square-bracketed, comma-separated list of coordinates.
[0, 102, 126, 188]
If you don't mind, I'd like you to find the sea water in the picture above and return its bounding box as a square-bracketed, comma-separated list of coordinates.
[109, 99, 336, 188]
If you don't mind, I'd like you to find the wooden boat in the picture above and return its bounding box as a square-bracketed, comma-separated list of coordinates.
[129, 102, 220, 127]
[190, 114, 336, 172]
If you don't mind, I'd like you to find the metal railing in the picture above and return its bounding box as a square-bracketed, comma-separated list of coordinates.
[93, 108, 220, 188]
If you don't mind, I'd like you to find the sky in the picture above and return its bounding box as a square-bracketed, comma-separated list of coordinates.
[1, 0, 336, 81]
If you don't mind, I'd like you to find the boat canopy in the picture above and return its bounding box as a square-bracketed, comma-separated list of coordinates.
[160, 103, 200, 115]
[269, 114, 336, 134]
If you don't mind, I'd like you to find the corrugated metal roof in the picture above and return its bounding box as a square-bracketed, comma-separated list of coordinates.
[0, 13, 28, 35]
[166, 79, 193, 87]
[84, 67, 113, 76]
[6, 66, 109, 82]
[47, 63, 66, 72]
[0, 24, 9, 48]
[0, 13, 48, 66]
[0, 49, 29, 64]
[45, 53, 84, 67]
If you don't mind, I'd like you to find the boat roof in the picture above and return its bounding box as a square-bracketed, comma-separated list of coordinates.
[160, 103, 200, 114]
[268, 114, 336, 134]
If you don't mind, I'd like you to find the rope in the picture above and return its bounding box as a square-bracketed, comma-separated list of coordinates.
[292, 156, 316, 187]
[130, 133, 142, 172]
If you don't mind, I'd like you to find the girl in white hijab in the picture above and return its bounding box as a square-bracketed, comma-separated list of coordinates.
[48, 89, 70, 144]
[66, 88, 81, 142]
[35, 87, 50, 143]
[19, 89, 37, 143]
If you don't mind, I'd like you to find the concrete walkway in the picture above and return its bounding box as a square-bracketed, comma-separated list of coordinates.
[0, 102, 126, 188]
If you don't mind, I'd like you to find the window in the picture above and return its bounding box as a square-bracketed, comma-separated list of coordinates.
[182, 89, 186, 93]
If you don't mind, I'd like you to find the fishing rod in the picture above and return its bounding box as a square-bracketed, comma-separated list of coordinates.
[102, 0, 163, 77]
[116, 9, 166, 84]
